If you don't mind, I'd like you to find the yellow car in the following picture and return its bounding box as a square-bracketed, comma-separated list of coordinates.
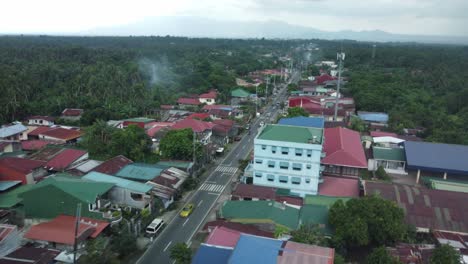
[179, 203, 194, 218]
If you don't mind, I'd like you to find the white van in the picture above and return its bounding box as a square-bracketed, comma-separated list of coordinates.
[146, 218, 164, 236]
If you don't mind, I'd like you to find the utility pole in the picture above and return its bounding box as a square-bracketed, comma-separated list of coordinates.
[73, 203, 82, 264]
[333, 52, 345, 121]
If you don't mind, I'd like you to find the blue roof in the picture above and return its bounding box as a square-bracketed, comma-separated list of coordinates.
[278, 116, 325, 128]
[228, 234, 283, 264]
[115, 163, 167, 181]
[192, 244, 233, 264]
[357, 111, 389, 123]
[404, 141, 468, 175]
[0, 181, 22, 191]
[83, 172, 153, 193]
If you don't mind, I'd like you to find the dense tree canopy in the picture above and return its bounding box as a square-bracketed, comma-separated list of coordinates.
[159, 128, 203, 161]
[170, 242, 192, 264]
[430, 244, 461, 264]
[329, 196, 407, 248]
[365, 247, 401, 264]
[287, 107, 309, 118]
[0, 35, 291, 124]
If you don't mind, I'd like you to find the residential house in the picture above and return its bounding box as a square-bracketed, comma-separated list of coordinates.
[20, 140, 49, 151]
[388, 243, 435, 264]
[0, 247, 60, 264]
[369, 146, 407, 175]
[145, 166, 189, 208]
[404, 141, 468, 183]
[115, 163, 166, 182]
[66, 159, 102, 176]
[83, 172, 153, 210]
[61, 108, 84, 121]
[365, 181, 468, 234]
[230, 88, 252, 105]
[218, 200, 300, 230]
[203, 220, 274, 238]
[37, 127, 81, 144]
[0, 224, 20, 257]
[433, 231, 468, 261]
[92, 155, 133, 175]
[17, 176, 117, 221]
[119, 117, 156, 129]
[193, 233, 335, 264]
[177, 97, 201, 109]
[146, 122, 174, 140]
[0, 123, 27, 141]
[0, 157, 47, 185]
[253, 124, 323, 197]
[24, 215, 109, 250]
[318, 176, 360, 197]
[171, 118, 215, 145]
[202, 105, 234, 120]
[199, 90, 218, 105]
[0, 141, 16, 155]
[186, 113, 211, 121]
[45, 149, 88, 172]
[27, 116, 55, 127]
[231, 183, 303, 207]
[357, 111, 389, 130]
[321, 127, 367, 178]
[212, 119, 238, 145]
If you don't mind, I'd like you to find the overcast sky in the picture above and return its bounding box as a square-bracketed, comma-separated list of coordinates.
[2, 0, 467, 36]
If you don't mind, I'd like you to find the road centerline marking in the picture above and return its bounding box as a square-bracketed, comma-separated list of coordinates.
[163, 241, 172, 252]
[198, 200, 204, 206]
[182, 218, 190, 227]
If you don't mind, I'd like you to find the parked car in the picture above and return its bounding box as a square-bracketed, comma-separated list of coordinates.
[145, 218, 164, 236]
[245, 124, 250, 130]
[180, 203, 194, 217]
[234, 136, 242, 141]
[260, 121, 265, 126]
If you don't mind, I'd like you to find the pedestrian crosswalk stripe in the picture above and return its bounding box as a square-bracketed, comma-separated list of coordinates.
[199, 183, 225, 193]
[215, 166, 238, 174]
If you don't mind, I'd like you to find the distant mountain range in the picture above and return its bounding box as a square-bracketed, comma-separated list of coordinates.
[81, 16, 468, 45]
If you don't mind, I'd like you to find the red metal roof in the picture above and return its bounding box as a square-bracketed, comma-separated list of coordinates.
[288, 97, 321, 108]
[275, 196, 304, 207]
[318, 176, 359, 197]
[322, 127, 367, 168]
[0, 157, 45, 175]
[92, 155, 133, 175]
[232, 184, 276, 200]
[187, 113, 211, 120]
[61, 108, 83, 116]
[199, 90, 218, 99]
[370, 131, 398, 138]
[24, 215, 109, 245]
[203, 220, 274, 238]
[365, 182, 468, 234]
[146, 123, 174, 138]
[2, 247, 61, 264]
[21, 140, 49, 151]
[213, 119, 235, 126]
[315, 74, 336, 85]
[177, 98, 201, 105]
[205, 226, 242, 247]
[279, 241, 335, 264]
[45, 149, 87, 171]
[28, 126, 53, 137]
[39, 128, 81, 141]
[172, 118, 215, 133]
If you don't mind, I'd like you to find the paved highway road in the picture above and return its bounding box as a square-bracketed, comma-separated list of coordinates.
[137, 76, 294, 264]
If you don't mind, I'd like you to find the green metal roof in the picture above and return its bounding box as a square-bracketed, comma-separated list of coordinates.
[115, 163, 167, 181]
[423, 177, 468, 193]
[83, 172, 152, 193]
[299, 204, 333, 235]
[27, 176, 114, 203]
[257, 125, 323, 144]
[219, 200, 300, 230]
[156, 161, 193, 170]
[304, 195, 351, 208]
[373, 147, 406, 161]
[124, 117, 155, 123]
[0, 184, 35, 208]
[231, 88, 251, 98]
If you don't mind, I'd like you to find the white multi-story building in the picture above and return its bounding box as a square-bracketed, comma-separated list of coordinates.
[253, 124, 323, 197]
